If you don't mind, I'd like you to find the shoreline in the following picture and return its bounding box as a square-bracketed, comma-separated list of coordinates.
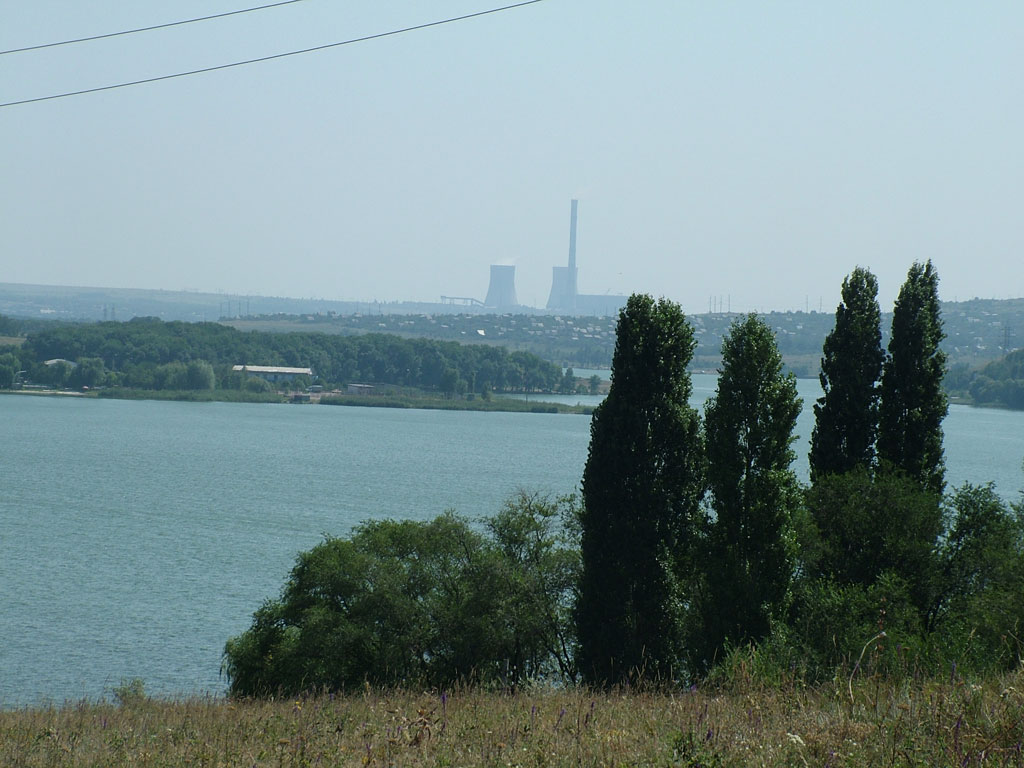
[0, 387, 593, 415]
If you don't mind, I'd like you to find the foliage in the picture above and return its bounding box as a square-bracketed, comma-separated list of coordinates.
[967, 348, 1024, 408]
[929, 483, 1024, 672]
[95, 388, 283, 403]
[809, 267, 884, 480]
[0, 352, 17, 388]
[793, 477, 1024, 678]
[20, 318, 562, 394]
[803, 467, 943, 611]
[575, 294, 704, 684]
[68, 357, 107, 389]
[111, 677, 147, 707]
[223, 494, 579, 696]
[878, 260, 948, 494]
[557, 367, 576, 394]
[700, 314, 802, 669]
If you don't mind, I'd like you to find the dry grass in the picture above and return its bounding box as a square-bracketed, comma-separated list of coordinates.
[4, 670, 1024, 767]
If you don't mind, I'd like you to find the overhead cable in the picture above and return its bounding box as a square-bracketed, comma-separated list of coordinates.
[0, 0, 545, 109]
[0, 1, 309, 56]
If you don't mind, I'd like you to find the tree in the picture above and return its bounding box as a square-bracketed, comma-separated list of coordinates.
[700, 314, 801, 665]
[575, 294, 704, 684]
[0, 352, 17, 389]
[224, 496, 580, 696]
[439, 367, 459, 398]
[483, 492, 581, 684]
[878, 260, 948, 495]
[803, 466, 943, 611]
[809, 267, 884, 481]
[558, 367, 576, 394]
[185, 360, 215, 390]
[68, 357, 107, 389]
[930, 483, 1024, 670]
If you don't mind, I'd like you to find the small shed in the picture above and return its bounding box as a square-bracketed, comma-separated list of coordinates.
[232, 365, 314, 383]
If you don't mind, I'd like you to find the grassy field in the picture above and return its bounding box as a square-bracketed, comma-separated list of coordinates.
[4, 670, 1024, 766]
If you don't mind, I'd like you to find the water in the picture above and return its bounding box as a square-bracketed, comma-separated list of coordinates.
[1, 388, 1022, 707]
[508, 374, 1024, 500]
[0, 397, 590, 707]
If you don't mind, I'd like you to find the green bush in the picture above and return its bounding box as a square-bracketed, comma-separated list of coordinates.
[112, 677, 147, 707]
[224, 493, 579, 696]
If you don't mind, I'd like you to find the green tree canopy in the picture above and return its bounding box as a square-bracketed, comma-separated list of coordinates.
[809, 267, 884, 480]
[878, 260, 948, 495]
[700, 314, 801, 666]
[932, 484, 1024, 670]
[803, 466, 943, 612]
[22, 319, 560, 395]
[576, 294, 704, 684]
[223, 494, 578, 696]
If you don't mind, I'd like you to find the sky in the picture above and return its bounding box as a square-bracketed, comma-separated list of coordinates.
[2, 1, 1022, 315]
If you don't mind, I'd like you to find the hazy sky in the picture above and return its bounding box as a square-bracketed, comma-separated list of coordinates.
[2, 1, 1022, 314]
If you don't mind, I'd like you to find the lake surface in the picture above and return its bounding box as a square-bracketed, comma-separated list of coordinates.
[2, 383, 1022, 707]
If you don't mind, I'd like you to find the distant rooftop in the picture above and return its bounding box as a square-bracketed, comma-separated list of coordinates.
[232, 365, 313, 375]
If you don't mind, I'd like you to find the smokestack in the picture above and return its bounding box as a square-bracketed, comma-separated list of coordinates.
[547, 199, 580, 312]
[568, 199, 578, 298]
[568, 199, 578, 270]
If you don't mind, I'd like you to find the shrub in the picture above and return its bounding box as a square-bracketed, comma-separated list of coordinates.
[224, 494, 579, 696]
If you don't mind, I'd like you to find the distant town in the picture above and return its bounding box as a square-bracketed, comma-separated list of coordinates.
[0, 281, 1020, 378]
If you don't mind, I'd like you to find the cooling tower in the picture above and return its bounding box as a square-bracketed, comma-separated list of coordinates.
[484, 265, 518, 309]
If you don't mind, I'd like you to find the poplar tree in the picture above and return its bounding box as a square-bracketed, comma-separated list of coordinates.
[809, 267, 884, 481]
[576, 294, 704, 684]
[701, 314, 801, 662]
[878, 260, 948, 495]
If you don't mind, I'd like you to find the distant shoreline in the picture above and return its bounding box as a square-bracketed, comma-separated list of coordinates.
[0, 387, 593, 415]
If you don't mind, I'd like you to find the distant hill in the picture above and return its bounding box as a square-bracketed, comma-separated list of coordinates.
[225, 301, 1023, 377]
[0, 283, 554, 324]
[2, 282, 1021, 376]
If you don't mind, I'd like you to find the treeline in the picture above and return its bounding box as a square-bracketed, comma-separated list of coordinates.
[225, 262, 1024, 696]
[0, 317, 562, 394]
[948, 348, 1024, 409]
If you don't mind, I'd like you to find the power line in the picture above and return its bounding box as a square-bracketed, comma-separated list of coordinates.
[0, 0, 545, 109]
[0, 0, 308, 56]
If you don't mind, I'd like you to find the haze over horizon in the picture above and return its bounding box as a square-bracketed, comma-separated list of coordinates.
[3, 1, 1022, 315]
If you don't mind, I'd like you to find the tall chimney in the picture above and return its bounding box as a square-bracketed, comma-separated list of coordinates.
[568, 199, 578, 298]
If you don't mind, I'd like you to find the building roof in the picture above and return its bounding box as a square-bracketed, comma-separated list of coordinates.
[232, 365, 314, 375]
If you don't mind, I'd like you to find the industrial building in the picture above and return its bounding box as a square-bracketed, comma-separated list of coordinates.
[232, 365, 314, 383]
[545, 200, 626, 316]
[469, 200, 627, 316]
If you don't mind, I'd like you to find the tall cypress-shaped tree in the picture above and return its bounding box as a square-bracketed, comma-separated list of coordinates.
[576, 294, 704, 685]
[878, 260, 948, 495]
[700, 314, 801, 665]
[809, 267, 884, 481]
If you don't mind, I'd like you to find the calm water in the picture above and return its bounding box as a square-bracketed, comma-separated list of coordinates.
[1, 384, 1022, 707]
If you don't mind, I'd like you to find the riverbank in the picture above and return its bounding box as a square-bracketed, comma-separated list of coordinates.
[320, 392, 590, 414]
[0, 387, 591, 414]
[4, 672, 1021, 766]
